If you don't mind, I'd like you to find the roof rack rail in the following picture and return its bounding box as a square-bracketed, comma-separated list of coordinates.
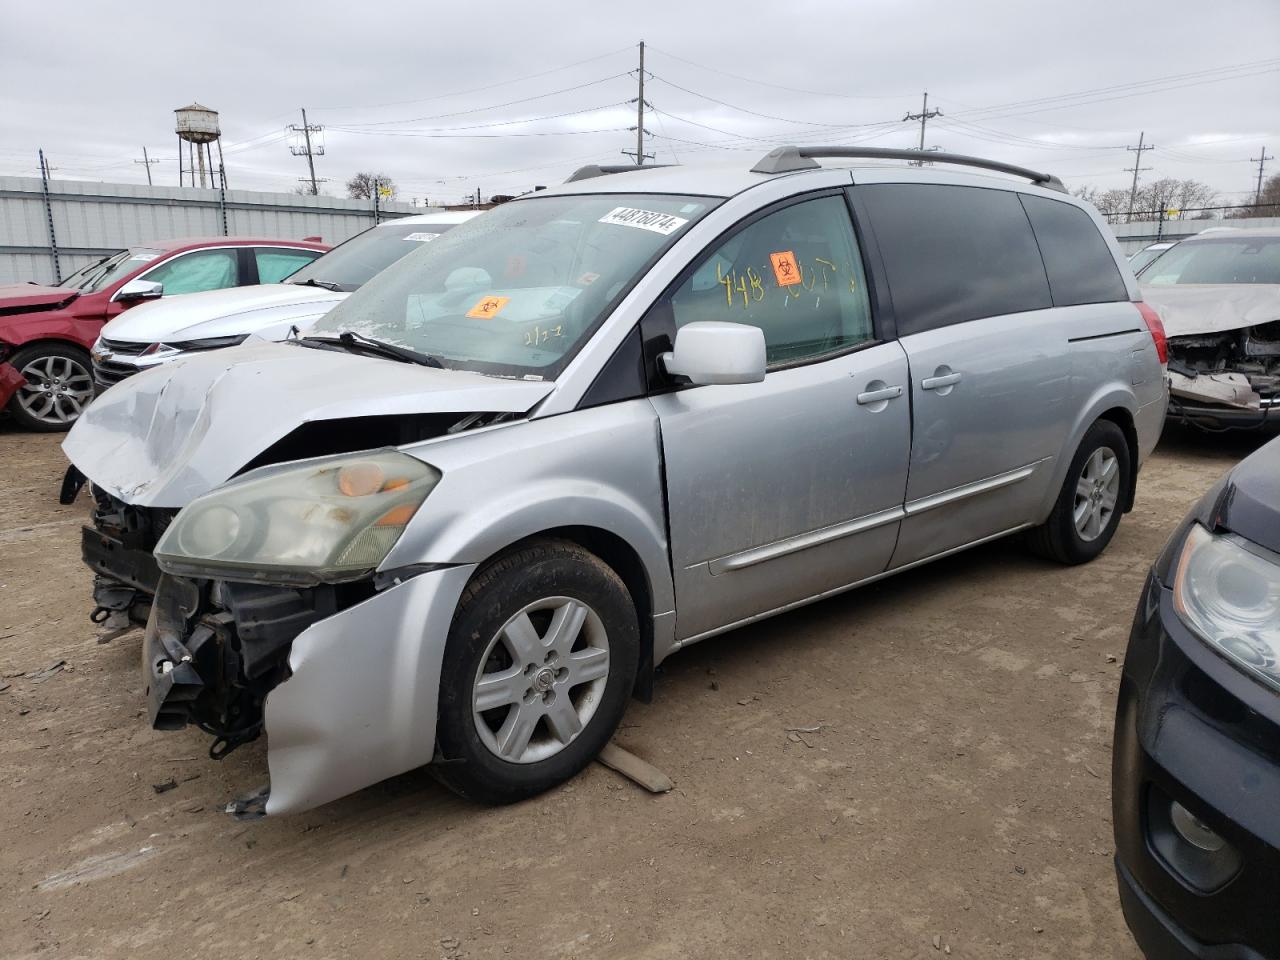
[750, 146, 1066, 193]
[565, 163, 675, 183]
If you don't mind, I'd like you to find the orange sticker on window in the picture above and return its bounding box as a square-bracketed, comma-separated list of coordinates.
[770, 250, 801, 287]
[466, 295, 510, 320]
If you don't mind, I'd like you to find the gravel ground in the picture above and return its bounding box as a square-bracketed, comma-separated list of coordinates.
[0, 421, 1271, 960]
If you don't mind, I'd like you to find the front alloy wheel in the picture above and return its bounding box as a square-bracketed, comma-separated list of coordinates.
[435, 539, 638, 804]
[473, 597, 611, 764]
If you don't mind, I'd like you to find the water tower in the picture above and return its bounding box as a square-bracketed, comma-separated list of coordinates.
[175, 103, 225, 189]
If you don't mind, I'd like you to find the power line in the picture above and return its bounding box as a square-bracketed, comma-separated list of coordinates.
[312, 46, 634, 112]
[330, 74, 631, 128]
[1125, 131, 1156, 221]
[1252, 146, 1274, 206]
[644, 45, 913, 100]
[904, 91, 942, 165]
[327, 101, 631, 136]
[288, 108, 323, 196]
[647, 74, 867, 127]
[132, 146, 159, 185]
[622, 41, 654, 165]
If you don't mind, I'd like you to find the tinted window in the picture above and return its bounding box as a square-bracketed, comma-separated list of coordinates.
[1020, 195, 1127, 305]
[255, 248, 320, 284]
[858, 183, 1051, 336]
[668, 196, 874, 365]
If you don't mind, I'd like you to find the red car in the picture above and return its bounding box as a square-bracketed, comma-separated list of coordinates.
[0, 237, 328, 431]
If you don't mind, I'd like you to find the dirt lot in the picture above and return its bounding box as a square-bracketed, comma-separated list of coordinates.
[0, 423, 1272, 960]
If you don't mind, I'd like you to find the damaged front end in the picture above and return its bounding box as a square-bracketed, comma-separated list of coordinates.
[1166, 319, 1280, 428]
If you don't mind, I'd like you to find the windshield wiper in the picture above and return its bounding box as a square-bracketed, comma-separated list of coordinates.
[292, 277, 342, 291]
[303, 331, 444, 368]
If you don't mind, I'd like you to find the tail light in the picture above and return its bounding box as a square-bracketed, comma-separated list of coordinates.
[1136, 302, 1168, 364]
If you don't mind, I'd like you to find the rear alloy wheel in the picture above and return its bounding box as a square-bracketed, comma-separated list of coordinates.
[1028, 419, 1131, 565]
[435, 539, 638, 804]
[7, 344, 95, 431]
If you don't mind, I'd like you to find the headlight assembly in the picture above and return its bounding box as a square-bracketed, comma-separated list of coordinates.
[155, 450, 440, 584]
[1173, 523, 1280, 693]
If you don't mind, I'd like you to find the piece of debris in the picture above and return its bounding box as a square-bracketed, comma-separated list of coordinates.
[402, 877, 415, 884]
[1105, 654, 1117, 663]
[932, 933, 942, 950]
[0, 682, 9, 693]
[26, 660, 66, 683]
[35, 909, 51, 921]
[226, 784, 270, 821]
[736, 695, 759, 706]
[596, 743, 674, 793]
[179, 800, 204, 813]
[441, 937, 460, 950]
[151, 778, 178, 794]
[785, 724, 830, 733]
[787, 731, 815, 748]
[1084, 764, 1101, 779]
[281, 892, 301, 902]
[1014, 865, 1026, 876]
[164, 756, 199, 762]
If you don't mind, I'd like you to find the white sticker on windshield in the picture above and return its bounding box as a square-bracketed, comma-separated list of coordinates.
[132, 253, 160, 262]
[598, 207, 689, 236]
[401, 232, 439, 242]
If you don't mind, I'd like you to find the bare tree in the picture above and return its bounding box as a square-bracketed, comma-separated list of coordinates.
[1073, 186, 1131, 218]
[346, 172, 398, 201]
[1135, 178, 1217, 217]
[1228, 173, 1280, 218]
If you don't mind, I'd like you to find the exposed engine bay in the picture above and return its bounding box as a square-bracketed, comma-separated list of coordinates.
[1167, 319, 1280, 425]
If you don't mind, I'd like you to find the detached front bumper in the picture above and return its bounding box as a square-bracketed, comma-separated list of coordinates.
[143, 563, 476, 815]
[1167, 395, 1280, 431]
[1113, 573, 1280, 959]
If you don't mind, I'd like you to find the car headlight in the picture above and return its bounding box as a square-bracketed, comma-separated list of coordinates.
[155, 450, 440, 585]
[144, 334, 250, 356]
[1173, 523, 1280, 693]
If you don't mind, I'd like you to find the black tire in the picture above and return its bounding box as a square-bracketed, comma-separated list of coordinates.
[4, 343, 94, 432]
[434, 539, 639, 804]
[1028, 419, 1131, 565]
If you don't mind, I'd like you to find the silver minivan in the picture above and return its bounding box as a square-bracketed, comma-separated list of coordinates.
[65, 148, 1168, 815]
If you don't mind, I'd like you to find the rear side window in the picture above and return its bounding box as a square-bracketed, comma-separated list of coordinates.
[1020, 195, 1127, 305]
[858, 183, 1051, 336]
[256, 247, 321, 284]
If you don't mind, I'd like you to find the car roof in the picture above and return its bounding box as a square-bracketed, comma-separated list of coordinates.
[531, 153, 1077, 205]
[140, 237, 331, 253]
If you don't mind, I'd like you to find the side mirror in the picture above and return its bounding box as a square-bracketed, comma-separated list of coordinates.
[659, 321, 766, 386]
[114, 279, 164, 302]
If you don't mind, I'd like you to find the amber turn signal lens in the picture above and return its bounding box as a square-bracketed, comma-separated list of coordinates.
[375, 503, 418, 527]
[337, 462, 385, 497]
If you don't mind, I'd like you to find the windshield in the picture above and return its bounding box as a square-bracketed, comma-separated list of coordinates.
[287, 221, 465, 292]
[1142, 236, 1280, 285]
[311, 193, 718, 379]
[58, 248, 162, 293]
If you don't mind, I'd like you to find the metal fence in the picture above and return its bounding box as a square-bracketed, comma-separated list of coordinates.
[0, 175, 424, 285]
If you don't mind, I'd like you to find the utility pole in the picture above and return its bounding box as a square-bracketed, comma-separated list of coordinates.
[1125, 131, 1155, 223]
[1251, 145, 1274, 208]
[904, 91, 942, 165]
[622, 40, 654, 165]
[133, 146, 159, 186]
[289, 108, 324, 196]
[38, 149, 61, 283]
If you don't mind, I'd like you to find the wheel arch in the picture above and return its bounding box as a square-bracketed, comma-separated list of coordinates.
[1038, 388, 1140, 521]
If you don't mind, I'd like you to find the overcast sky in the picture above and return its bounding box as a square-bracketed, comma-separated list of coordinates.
[2, 0, 1277, 207]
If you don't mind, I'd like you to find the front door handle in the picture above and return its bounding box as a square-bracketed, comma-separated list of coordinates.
[856, 384, 903, 405]
[922, 372, 962, 391]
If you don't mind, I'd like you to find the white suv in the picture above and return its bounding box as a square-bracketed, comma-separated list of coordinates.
[90, 210, 479, 389]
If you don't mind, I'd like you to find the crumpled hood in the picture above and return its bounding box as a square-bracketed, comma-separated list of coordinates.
[62, 339, 554, 508]
[99, 283, 344, 343]
[1141, 283, 1280, 337]
[0, 282, 78, 311]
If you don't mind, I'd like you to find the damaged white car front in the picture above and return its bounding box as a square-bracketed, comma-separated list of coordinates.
[1141, 228, 1280, 428]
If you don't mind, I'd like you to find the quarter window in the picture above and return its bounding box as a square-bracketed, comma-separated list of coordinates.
[255, 247, 320, 284]
[1020, 195, 1127, 305]
[858, 183, 1052, 335]
[668, 196, 874, 365]
[143, 249, 240, 295]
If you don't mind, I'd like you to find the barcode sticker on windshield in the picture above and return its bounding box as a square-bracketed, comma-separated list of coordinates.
[598, 207, 689, 236]
[401, 232, 438, 242]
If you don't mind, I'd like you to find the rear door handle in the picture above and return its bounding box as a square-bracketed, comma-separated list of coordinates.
[922, 372, 962, 390]
[856, 385, 903, 405]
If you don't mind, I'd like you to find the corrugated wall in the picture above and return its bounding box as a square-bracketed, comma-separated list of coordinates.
[0, 176, 422, 284]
